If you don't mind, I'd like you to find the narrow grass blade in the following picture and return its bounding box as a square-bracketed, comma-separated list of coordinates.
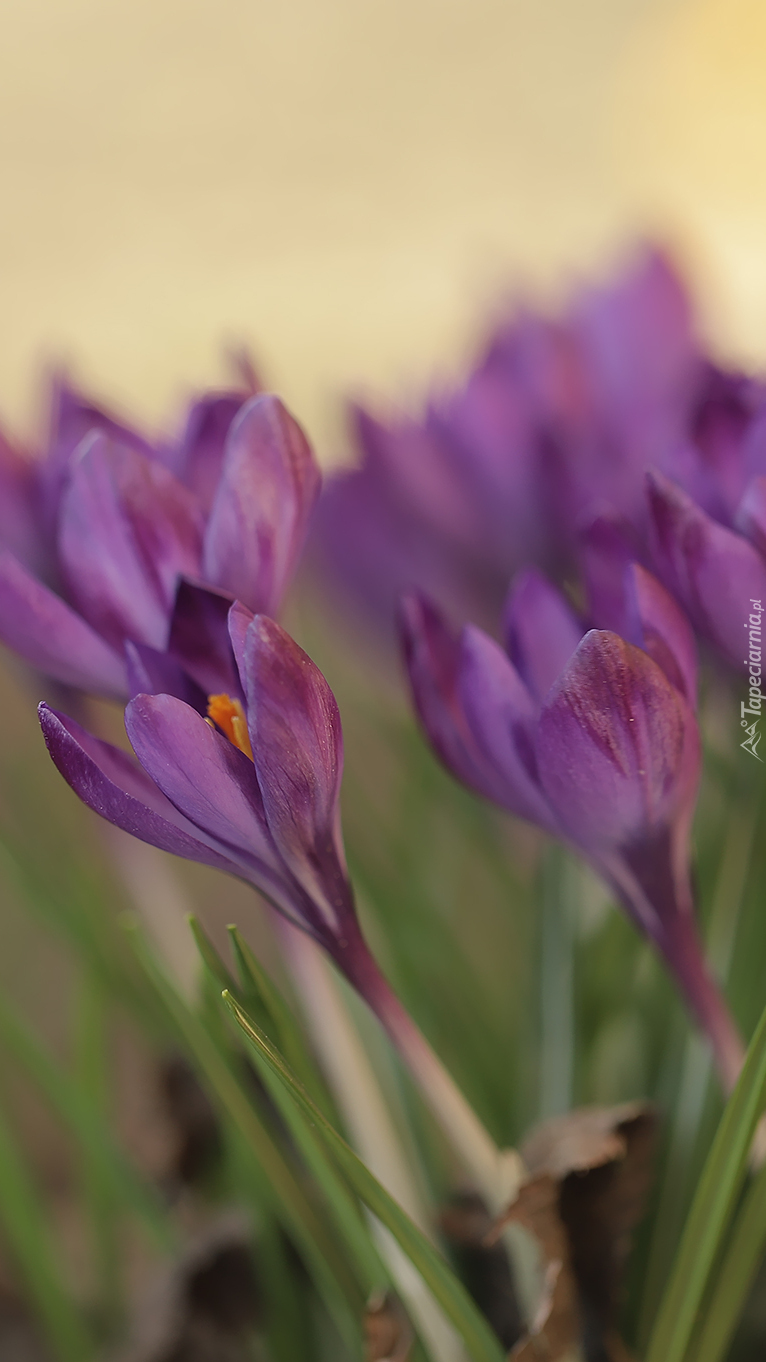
[645, 996, 766, 1362]
[0, 990, 172, 1250]
[691, 1156, 766, 1362]
[223, 989, 508, 1362]
[125, 922, 366, 1347]
[0, 1101, 95, 1362]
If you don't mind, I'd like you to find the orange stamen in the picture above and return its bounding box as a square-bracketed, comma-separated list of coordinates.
[206, 693, 254, 760]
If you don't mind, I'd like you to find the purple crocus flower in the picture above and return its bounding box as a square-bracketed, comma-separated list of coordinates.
[0, 376, 320, 699]
[646, 469, 766, 675]
[400, 563, 745, 1094]
[39, 612, 507, 1199]
[313, 248, 765, 643]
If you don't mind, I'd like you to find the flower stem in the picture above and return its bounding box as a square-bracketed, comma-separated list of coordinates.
[338, 932, 522, 1211]
[660, 914, 745, 1096]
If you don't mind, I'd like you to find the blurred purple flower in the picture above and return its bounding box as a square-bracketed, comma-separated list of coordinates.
[647, 469, 766, 671]
[400, 563, 745, 1093]
[0, 377, 320, 698]
[313, 247, 765, 639]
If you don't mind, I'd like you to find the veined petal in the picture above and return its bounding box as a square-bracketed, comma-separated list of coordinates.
[537, 631, 689, 860]
[125, 694, 281, 877]
[503, 568, 583, 703]
[0, 550, 127, 696]
[244, 616, 353, 934]
[648, 470, 766, 669]
[38, 702, 240, 876]
[202, 395, 321, 615]
[168, 580, 243, 699]
[456, 625, 559, 830]
[58, 434, 204, 651]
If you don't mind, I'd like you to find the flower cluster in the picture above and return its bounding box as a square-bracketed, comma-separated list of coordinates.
[0, 375, 319, 698]
[314, 247, 766, 672]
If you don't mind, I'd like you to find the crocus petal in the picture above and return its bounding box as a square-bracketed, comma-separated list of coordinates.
[399, 592, 540, 813]
[648, 470, 766, 669]
[168, 580, 243, 699]
[244, 615, 354, 935]
[228, 599, 255, 692]
[580, 514, 645, 635]
[503, 568, 583, 703]
[202, 395, 321, 615]
[736, 475, 766, 559]
[537, 630, 689, 860]
[58, 434, 204, 651]
[124, 641, 207, 711]
[125, 694, 282, 879]
[170, 393, 246, 510]
[0, 550, 127, 696]
[625, 563, 697, 705]
[456, 625, 559, 830]
[0, 430, 45, 574]
[38, 702, 240, 876]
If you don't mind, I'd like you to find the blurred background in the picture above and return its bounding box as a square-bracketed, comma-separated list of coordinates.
[2, 0, 766, 458]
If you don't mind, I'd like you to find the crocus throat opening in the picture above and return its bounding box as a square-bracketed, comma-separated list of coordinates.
[206, 693, 253, 760]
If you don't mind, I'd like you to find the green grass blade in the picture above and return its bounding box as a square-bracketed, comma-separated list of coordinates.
[0, 1100, 95, 1362]
[125, 922, 366, 1347]
[645, 996, 766, 1362]
[0, 990, 173, 1250]
[223, 989, 508, 1362]
[690, 1156, 766, 1362]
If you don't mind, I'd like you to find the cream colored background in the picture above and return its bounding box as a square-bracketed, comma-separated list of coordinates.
[1, 0, 766, 458]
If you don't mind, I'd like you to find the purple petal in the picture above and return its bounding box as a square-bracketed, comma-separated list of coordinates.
[736, 475, 766, 559]
[537, 630, 691, 859]
[580, 514, 645, 634]
[202, 395, 321, 615]
[399, 592, 544, 815]
[125, 693, 280, 874]
[244, 616, 354, 935]
[626, 564, 697, 705]
[124, 641, 207, 711]
[0, 430, 45, 574]
[228, 599, 255, 692]
[648, 471, 766, 669]
[38, 702, 240, 875]
[456, 625, 559, 829]
[503, 568, 583, 702]
[170, 393, 247, 510]
[58, 434, 204, 651]
[0, 551, 127, 696]
[42, 376, 154, 530]
[168, 580, 243, 699]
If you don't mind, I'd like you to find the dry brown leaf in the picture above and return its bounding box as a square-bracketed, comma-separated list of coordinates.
[488, 1103, 655, 1362]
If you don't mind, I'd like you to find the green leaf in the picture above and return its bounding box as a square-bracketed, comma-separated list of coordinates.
[223, 988, 508, 1362]
[645, 994, 766, 1362]
[125, 922, 366, 1348]
[690, 1155, 766, 1362]
[193, 924, 388, 1294]
[0, 990, 172, 1252]
[0, 1100, 95, 1362]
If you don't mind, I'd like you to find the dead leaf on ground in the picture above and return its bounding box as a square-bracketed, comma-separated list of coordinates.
[490, 1102, 656, 1362]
